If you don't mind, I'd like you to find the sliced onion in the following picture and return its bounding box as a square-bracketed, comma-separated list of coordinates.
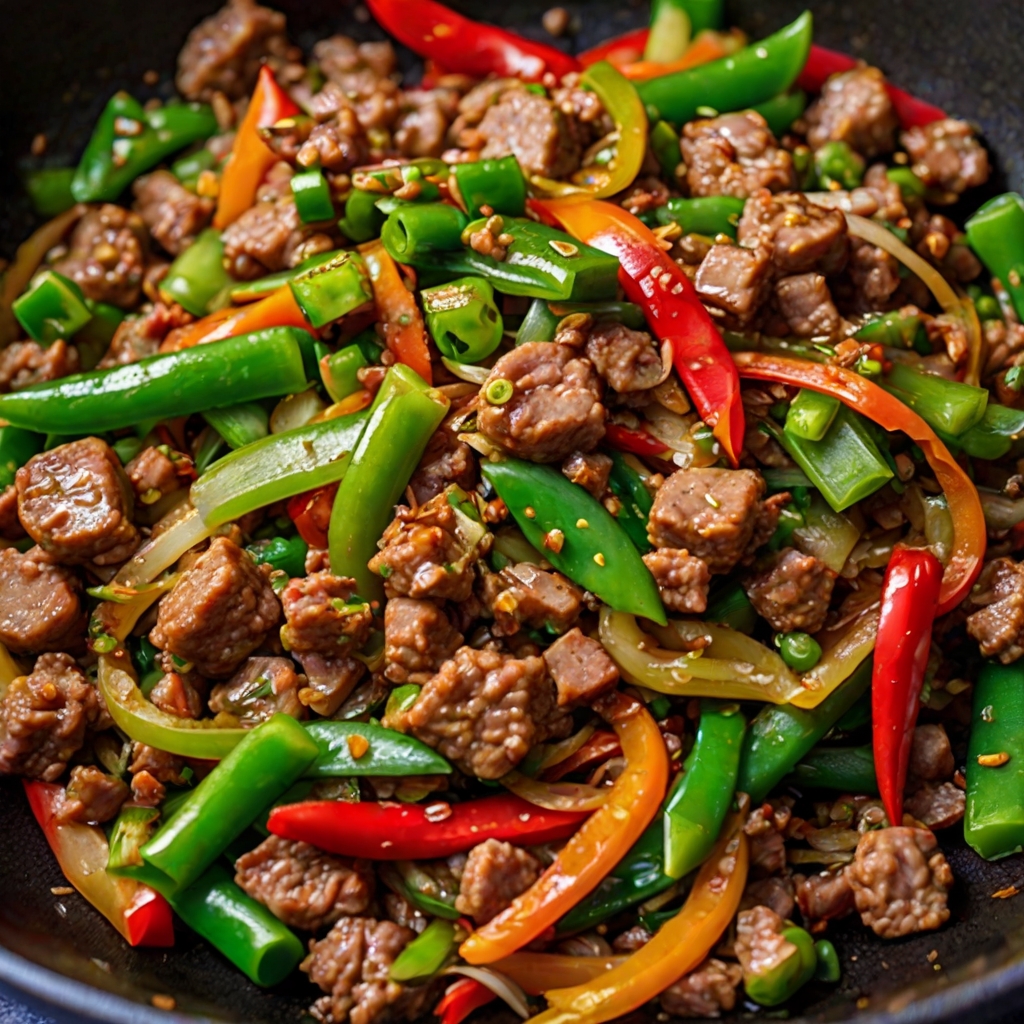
[501, 770, 609, 812]
[271, 387, 326, 434]
[113, 506, 211, 588]
[804, 824, 862, 852]
[441, 357, 490, 384]
[792, 493, 862, 573]
[979, 488, 1024, 531]
[787, 849, 855, 866]
[642, 406, 719, 469]
[93, 575, 179, 642]
[790, 606, 879, 710]
[444, 966, 531, 1019]
[533, 723, 597, 773]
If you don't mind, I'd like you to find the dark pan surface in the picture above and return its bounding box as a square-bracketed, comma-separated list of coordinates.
[2, 1, 1024, 1021]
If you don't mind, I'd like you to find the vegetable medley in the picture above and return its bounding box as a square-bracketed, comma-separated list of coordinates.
[4, 0, 1024, 1019]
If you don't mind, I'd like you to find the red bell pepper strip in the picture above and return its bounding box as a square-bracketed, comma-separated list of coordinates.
[536, 198, 744, 467]
[24, 781, 174, 948]
[287, 483, 339, 549]
[732, 352, 985, 616]
[435, 978, 497, 1024]
[267, 793, 588, 860]
[872, 547, 943, 827]
[214, 66, 300, 229]
[365, 0, 580, 82]
[578, 27, 650, 69]
[604, 423, 672, 459]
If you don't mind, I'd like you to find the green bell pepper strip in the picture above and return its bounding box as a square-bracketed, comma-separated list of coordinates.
[814, 140, 866, 190]
[390, 919, 457, 982]
[882, 361, 989, 437]
[159, 229, 233, 317]
[13, 270, 93, 343]
[778, 631, 822, 672]
[664, 700, 745, 878]
[737, 659, 872, 805]
[107, 804, 161, 875]
[517, 298, 562, 344]
[855, 309, 930, 353]
[481, 458, 666, 623]
[321, 345, 369, 402]
[744, 925, 817, 1006]
[965, 661, 1024, 860]
[637, 11, 813, 125]
[75, 301, 126, 370]
[835, 691, 871, 733]
[169, 861, 305, 986]
[0, 426, 44, 489]
[140, 714, 319, 893]
[385, 684, 421, 719]
[785, 388, 840, 442]
[379, 862, 461, 921]
[171, 147, 217, 190]
[202, 402, 269, 450]
[23, 167, 76, 217]
[788, 744, 878, 794]
[966, 193, 1024, 324]
[291, 167, 335, 223]
[304, 720, 452, 777]
[247, 535, 308, 579]
[705, 581, 757, 633]
[0, 327, 316, 435]
[749, 90, 807, 136]
[949, 403, 1024, 461]
[329, 365, 451, 602]
[814, 939, 841, 983]
[289, 251, 373, 330]
[606, 450, 653, 553]
[655, 196, 746, 240]
[339, 187, 387, 243]
[649, 121, 682, 180]
[452, 155, 527, 218]
[229, 250, 342, 304]
[422, 276, 504, 362]
[381, 203, 470, 262]
[72, 92, 217, 203]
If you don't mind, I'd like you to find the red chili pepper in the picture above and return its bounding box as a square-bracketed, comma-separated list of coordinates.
[365, 0, 580, 82]
[124, 887, 176, 948]
[536, 198, 744, 467]
[604, 423, 671, 459]
[578, 27, 651, 68]
[872, 547, 943, 827]
[267, 793, 588, 860]
[435, 978, 496, 1024]
[287, 483, 339, 549]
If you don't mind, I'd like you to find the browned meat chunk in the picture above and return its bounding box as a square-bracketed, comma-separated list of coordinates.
[100, 302, 193, 367]
[176, 0, 290, 101]
[383, 599, 463, 685]
[296, 112, 369, 174]
[774, 273, 845, 339]
[561, 451, 612, 498]
[659, 958, 743, 1019]
[16, 438, 139, 566]
[130, 742, 187, 786]
[844, 237, 902, 313]
[905, 782, 965, 831]
[150, 536, 280, 677]
[0, 340, 79, 394]
[478, 343, 605, 463]
[0, 486, 23, 541]
[53, 204, 148, 308]
[694, 243, 774, 323]
[845, 826, 953, 938]
[794, 869, 855, 931]
[235, 835, 373, 931]
[57, 765, 128, 825]
[209, 656, 306, 724]
[739, 190, 849, 277]
[909, 724, 955, 782]
[124, 445, 189, 504]
[801, 67, 898, 158]
[313, 36, 400, 133]
[584, 322, 665, 393]
[281, 573, 374, 655]
[647, 467, 768, 574]
[150, 670, 205, 720]
[642, 548, 711, 614]
[681, 111, 796, 198]
[735, 905, 799, 986]
[0, 547, 83, 655]
[0, 654, 104, 781]
[542, 627, 619, 706]
[742, 876, 796, 921]
[745, 548, 835, 634]
[965, 557, 1024, 663]
[481, 562, 583, 637]
[454, 839, 541, 925]
[294, 653, 365, 718]
[395, 89, 454, 159]
[408, 420, 476, 505]
[901, 118, 991, 196]
[384, 645, 569, 779]
[133, 171, 214, 257]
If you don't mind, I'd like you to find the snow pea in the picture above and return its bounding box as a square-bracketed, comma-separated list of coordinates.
[304, 720, 452, 777]
[606, 451, 654, 553]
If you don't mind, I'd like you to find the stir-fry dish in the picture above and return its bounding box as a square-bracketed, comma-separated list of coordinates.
[4, 0, 1024, 1018]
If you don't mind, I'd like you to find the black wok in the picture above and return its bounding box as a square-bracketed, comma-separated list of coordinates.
[1, 1, 1024, 1021]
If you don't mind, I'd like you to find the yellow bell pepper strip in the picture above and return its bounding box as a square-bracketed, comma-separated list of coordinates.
[493, 955, 627, 995]
[459, 691, 669, 965]
[536, 198, 744, 467]
[214, 65, 299, 229]
[732, 352, 984, 617]
[527, 813, 748, 1024]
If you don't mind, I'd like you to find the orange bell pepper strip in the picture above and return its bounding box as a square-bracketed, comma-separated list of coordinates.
[214, 65, 300, 230]
[459, 691, 668, 964]
[536, 198, 744, 467]
[526, 814, 747, 1024]
[358, 240, 433, 385]
[732, 352, 985, 616]
[619, 32, 731, 82]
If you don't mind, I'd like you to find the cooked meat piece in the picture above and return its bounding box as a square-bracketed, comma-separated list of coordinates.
[296, 113, 369, 173]
[681, 111, 796, 198]
[384, 645, 570, 779]
[642, 548, 710, 614]
[383, 599, 463, 685]
[793, 869, 855, 931]
[659, 958, 743, 1019]
[735, 905, 796, 981]
[53, 204, 148, 308]
[0, 486, 24, 541]
[209, 656, 306, 724]
[313, 36, 400, 132]
[454, 839, 542, 925]
[738, 189, 849, 277]
[131, 770, 167, 807]
[774, 273, 846, 339]
[408, 420, 476, 505]
[845, 826, 953, 938]
[132, 171, 214, 256]
[480, 562, 583, 637]
[0, 340, 79, 394]
[542, 627, 619, 706]
[909, 724, 955, 782]
[561, 451, 612, 498]
[101, 301, 193, 367]
[647, 467, 768, 574]
[801, 67, 899, 158]
[694, 243, 774, 323]
[57, 765, 128, 825]
[745, 547, 835, 634]
[0, 547, 84, 654]
[741, 876, 796, 921]
[0, 654, 104, 781]
[478, 343, 605, 463]
[369, 491, 487, 603]
[176, 0, 290, 100]
[150, 536, 280, 677]
[149, 671, 205, 720]
[965, 557, 1024, 663]
[235, 835, 373, 931]
[281, 573, 374, 655]
[750, 828, 787, 878]
[905, 782, 965, 831]
[394, 89, 454, 158]
[382, 892, 427, 933]
[124, 446, 189, 504]
[843, 237, 902, 313]
[612, 924, 652, 953]
[129, 742, 187, 786]
[16, 438, 139, 566]
[294, 653, 366, 718]
[584, 322, 665, 393]
[901, 118, 991, 196]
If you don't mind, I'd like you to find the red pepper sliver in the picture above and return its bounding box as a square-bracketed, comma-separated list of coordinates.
[604, 422, 672, 459]
[124, 887, 176, 948]
[541, 731, 622, 783]
[435, 978, 496, 1024]
[267, 794, 588, 860]
[287, 483, 338, 549]
[578, 26, 651, 68]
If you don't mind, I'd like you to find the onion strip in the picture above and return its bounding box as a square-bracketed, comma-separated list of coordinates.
[444, 966, 531, 1019]
[500, 771, 610, 812]
[113, 506, 211, 588]
[441, 357, 490, 384]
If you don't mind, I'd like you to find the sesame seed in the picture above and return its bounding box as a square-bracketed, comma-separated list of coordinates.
[576, 518, 589, 528]
[524, 506, 536, 518]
